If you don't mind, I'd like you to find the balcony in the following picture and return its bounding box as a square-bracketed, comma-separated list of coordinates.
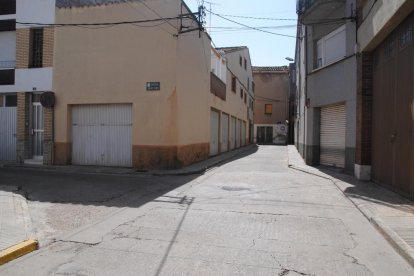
[0, 61, 15, 85]
[297, 0, 346, 24]
[210, 72, 226, 101]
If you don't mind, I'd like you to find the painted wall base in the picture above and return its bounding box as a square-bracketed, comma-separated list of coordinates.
[355, 164, 371, 181]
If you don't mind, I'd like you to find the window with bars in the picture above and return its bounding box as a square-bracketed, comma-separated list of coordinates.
[30, 28, 43, 68]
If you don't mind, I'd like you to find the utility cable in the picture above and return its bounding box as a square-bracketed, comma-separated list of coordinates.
[213, 13, 297, 21]
[15, 16, 185, 28]
[207, 9, 297, 39]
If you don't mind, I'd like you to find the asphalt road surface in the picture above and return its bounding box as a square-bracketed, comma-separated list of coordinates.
[1, 146, 412, 275]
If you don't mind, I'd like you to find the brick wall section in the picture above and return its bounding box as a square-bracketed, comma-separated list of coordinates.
[43, 27, 54, 67]
[16, 28, 30, 69]
[355, 52, 373, 165]
[16, 92, 31, 162]
[43, 107, 54, 165]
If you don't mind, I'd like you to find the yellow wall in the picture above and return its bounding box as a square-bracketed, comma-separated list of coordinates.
[53, 1, 211, 147]
[253, 71, 289, 125]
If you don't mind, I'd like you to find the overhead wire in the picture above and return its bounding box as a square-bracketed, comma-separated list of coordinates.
[137, 0, 179, 31]
[15, 16, 184, 28]
[206, 9, 297, 39]
[212, 14, 297, 21]
[126, 1, 175, 35]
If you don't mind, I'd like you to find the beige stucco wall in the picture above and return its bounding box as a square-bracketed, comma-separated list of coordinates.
[53, 0, 210, 147]
[253, 71, 289, 125]
[358, 0, 414, 51]
[209, 48, 254, 143]
[175, 31, 211, 145]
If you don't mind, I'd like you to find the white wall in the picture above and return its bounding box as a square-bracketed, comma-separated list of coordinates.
[0, 68, 53, 93]
[16, 0, 56, 28]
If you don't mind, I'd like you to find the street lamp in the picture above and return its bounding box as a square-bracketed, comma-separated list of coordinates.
[285, 57, 294, 62]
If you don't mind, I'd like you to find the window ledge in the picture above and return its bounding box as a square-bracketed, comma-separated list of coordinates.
[309, 54, 355, 75]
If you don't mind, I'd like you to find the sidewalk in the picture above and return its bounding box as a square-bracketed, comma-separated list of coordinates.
[287, 145, 414, 268]
[0, 186, 37, 265]
[1, 145, 257, 177]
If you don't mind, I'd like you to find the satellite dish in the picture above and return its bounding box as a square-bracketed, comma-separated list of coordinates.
[40, 92, 55, 108]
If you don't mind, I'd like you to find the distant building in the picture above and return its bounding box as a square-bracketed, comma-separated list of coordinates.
[253, 66, 289, 145]
[211, 46, 254, 154]
[0, 0, 252, 169]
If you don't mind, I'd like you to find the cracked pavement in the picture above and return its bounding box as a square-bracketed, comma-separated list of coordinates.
[1, 145, 413, 275]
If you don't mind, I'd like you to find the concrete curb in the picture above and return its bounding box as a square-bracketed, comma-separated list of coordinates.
[286, 150, 414, 269]
[2, 145, 256, 177]
[0, 240, 38, 266]
[150, 145, 256, 176]
[370, 217, 414, 268]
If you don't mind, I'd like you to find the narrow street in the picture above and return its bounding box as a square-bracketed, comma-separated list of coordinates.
[1, 146, 412, 275]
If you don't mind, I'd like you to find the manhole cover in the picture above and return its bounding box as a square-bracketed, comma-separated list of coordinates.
[221, 186, 251, 192]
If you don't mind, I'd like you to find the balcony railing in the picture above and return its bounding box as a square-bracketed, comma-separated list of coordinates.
[296, 0, 315, 15]
[210, 72, 226, 101]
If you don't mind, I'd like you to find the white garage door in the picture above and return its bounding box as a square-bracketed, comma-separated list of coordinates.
[320, 104, 346, 168]
[72, 104, 132, 167]
[0, 107, 16, 161]
[221, 113, 229, 153]
[210, 110, 220, 156]
[241, 121, 246, 146]
[230, 117, 236, 150]
[236, 119, 241, 148]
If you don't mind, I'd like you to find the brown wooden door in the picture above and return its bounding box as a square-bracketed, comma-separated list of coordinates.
[372, 21, 414, 198]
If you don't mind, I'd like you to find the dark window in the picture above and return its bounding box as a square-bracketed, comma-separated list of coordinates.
[265, 104, 272, 115]
[0, 0, 16, 15]
[244, 93, 247, 104]
[5, 94, 17, 107]
[252, 81, 255, 93]
[399, 23, 413, 49]
[244, 58, 247, 70]
[240, 88, 243, 98]
[247, 77, 250, 91]
[239, 56, 242, 66]
[29, 28, 44, 68]
[383, 35, 395, 60]
[231, 76, 236, 92]
[0, 69, 14, 85]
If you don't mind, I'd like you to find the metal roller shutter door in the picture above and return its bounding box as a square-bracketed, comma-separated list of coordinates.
[210, 110, 220, 156]
[0, 107, 16, 161]
[72, 104, 132, 167]
[320, 104, 346, 168]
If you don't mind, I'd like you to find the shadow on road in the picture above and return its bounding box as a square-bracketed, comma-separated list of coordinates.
[0, 146, 259, 209]
[316, 167, 414, 214]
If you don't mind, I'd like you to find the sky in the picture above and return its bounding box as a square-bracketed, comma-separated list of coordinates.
[185, 0, 298, 66]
